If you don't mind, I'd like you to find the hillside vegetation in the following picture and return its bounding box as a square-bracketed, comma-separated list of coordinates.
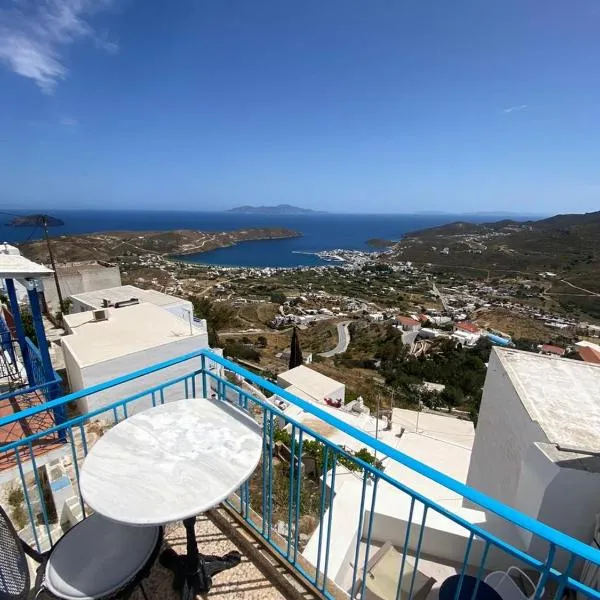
[393, 210, 600, 318]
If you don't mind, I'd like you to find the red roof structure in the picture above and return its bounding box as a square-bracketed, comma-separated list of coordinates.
[397, 316, 421, 328]
[454, 322, 479, 334]
[577, 346, 600, 365]
[540, 344, 566, 356]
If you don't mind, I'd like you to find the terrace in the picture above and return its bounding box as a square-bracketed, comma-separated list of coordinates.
[0, 348, 599, 600]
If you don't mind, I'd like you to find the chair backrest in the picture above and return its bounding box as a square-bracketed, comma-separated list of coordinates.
[0, 504, 30, 600]
[485, 571, 528, 600]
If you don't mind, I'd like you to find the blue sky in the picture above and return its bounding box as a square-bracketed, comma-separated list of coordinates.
[1, 0, 599, 214]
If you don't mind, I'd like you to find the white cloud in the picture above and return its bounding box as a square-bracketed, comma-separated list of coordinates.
[502, 104, 528, 114]
[0, 0, 117, 94]
[59, 115, 78, 125]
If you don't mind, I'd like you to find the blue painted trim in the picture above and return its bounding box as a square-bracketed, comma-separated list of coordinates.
[26, 286, 53, 381]
[0, 378, 61, 402]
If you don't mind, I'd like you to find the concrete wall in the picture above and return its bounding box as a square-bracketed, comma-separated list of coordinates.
[80, 268, 121, 294]
[62, 342, 85, 400]
[365, 508, 495, 569]
[326, 384, 345, 404]
[70, 298, 93, 314]
[45, 266, 121, 312]
[68, 333, 209, 418]
[514, 443, 600, 571]
[466, 349, 548, 507]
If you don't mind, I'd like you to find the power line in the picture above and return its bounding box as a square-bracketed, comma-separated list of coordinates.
[19, 225, 40, 245]
[1, 211, 41, 245]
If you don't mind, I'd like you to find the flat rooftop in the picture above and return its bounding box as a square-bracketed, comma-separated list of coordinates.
[283, 400, 475, 506]
[62, 303, 205, 366]
[278, 365, 343, 403]
[496, 347, 600, 453]
[70, 284, 187, 309]
[0, 253, 53, 279]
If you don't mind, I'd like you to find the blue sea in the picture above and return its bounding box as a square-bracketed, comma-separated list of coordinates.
[2, 210, 532, 268]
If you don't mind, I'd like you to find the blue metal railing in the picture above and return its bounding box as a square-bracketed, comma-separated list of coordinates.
[0, 315, 61, 403]
[23, 338, 64, 431]
[0, 347, 598, 600]
[25, 338, 48, 389]
[0, 316, 13, 354]
[0, 316, 19, 378]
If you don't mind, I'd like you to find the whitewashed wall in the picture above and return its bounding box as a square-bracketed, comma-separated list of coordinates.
[66, 333, 209, 418]
[466, 349, 548, 507]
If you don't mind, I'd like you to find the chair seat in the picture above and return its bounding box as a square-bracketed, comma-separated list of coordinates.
[45, 514, 160, 600]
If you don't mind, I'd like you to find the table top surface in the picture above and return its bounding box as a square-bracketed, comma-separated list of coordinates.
[439, 575, 502, 600]
[80, 398, 263, 526]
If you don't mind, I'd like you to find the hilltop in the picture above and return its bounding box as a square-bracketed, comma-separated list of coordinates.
[396, 211, 600, 268]
[19, 228, 301, 263]
[226, 204, 325, 215]
[392, 210, 600, 318]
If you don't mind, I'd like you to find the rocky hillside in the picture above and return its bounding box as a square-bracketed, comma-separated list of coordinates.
[20, 228, 301, 263]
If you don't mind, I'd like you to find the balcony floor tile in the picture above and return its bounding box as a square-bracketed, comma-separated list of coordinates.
[130, 509, 308, 600]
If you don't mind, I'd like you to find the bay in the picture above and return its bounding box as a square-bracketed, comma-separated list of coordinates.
[3, 210, 528, 268]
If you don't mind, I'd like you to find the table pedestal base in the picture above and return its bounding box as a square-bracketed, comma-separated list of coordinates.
[159, 516, 241, 598]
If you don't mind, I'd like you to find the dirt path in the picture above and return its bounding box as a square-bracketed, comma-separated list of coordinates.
[559, 279, 600, 297]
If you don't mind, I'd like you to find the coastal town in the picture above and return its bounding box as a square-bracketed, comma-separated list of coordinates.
[2, 226, 600, 600]
[10, 218, 600, 423]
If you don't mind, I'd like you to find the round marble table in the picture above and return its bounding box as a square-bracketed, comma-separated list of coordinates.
[80, 398, 263, 598]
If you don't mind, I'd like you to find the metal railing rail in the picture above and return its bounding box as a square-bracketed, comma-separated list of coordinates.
[0, 332, 62, 406]
[0, 347, 597, 600]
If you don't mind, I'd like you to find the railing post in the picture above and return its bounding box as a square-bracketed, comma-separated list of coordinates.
[5, 278, 34, 383]
[201, 354, 207, 397]
[0, 314, 17, 367]
[25, 281, 54, 383]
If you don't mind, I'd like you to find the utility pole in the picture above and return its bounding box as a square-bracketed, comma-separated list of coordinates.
[41, 215, 64, 314]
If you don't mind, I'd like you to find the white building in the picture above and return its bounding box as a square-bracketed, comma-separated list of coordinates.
[277, 365, 345, 406]
[467, 348, 600, 564]
[368, 313, 384, 322]
[43, 262, 122, 312]
[62, 302, 209, 417]
[451, 329, 480, 347]
[69, 284, 193, 323]
[395, 316, 422, 332]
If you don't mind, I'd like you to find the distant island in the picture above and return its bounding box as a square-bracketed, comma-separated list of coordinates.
[7, 214, 64, 227]
[226, 204, 326, 215]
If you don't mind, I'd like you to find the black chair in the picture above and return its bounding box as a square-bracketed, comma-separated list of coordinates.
[0, 504, 162, 599]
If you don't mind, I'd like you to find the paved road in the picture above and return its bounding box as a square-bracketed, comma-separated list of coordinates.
[319, 321, 351, 358]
